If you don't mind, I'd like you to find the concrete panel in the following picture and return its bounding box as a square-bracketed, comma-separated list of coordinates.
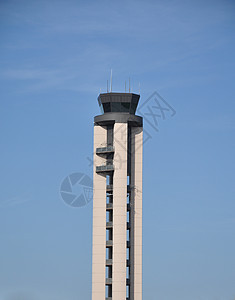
[92, 125, 107, 300]
[112, 122, 128, 300]
[130, 126, 143, 300]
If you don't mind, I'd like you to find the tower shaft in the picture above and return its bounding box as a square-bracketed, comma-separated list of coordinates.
[92, 93, 143, 300]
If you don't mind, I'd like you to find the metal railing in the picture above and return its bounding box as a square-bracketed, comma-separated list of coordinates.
[106, 259, 112, 266]
[106, 240, 113, 247]
[106, 221, 113, 228]
[96, 146, 114, 153]
[96, 165, 114, 172]
[106, 203, 113, 210]
[106, 298, 129, 300]
[105, 278, 112, 285]
[106, 184, 113, 191]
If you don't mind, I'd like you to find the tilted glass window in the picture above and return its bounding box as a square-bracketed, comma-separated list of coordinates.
[111, 102, 121, 112]
[103, 102, 111, 113]
[121, 102, 130, 113]
[130, 102, 137, 114]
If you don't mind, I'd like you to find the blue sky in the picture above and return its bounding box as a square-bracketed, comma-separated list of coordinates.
[0, 0, 235, 299]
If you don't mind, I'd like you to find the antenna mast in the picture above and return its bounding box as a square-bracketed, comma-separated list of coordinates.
[110, 69, 112, 92]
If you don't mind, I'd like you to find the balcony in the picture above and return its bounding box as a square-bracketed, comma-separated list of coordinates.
[106, 221, 113, 228]
[106, 184, 130, 191]
[96, 146, 114, 154]
[105, 278, 112, 285]
[106, 240, 113, 247]
[106, 299, 130, 300]
[106, 299, 129, 300]
[96, 164, 114, 173]
[106, 259, 112, 266]
[106, 222, 129, 229]
[106, 184, 113, 192]
[106, 203, 113, 210]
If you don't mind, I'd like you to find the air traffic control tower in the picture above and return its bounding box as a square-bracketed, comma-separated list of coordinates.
[92, 93, 143, 300]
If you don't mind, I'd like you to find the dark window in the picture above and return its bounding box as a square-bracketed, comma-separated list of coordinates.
[111, 102, 121, 112]
[98, 97, 104, 113]
[103, 102, 111, 113]
[130, 102, 137, 114]
[121, 102, 130, 113]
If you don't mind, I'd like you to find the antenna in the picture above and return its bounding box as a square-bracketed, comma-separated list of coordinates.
[125, 80, 126, 93]
[110, 69, 112, 92]
[129, 77, 130, 93]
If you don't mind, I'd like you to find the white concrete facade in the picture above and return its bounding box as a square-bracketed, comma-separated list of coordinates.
[130, 127, 143, 300]
[112, 123, 128, 300]
[92, 125, 107, 300]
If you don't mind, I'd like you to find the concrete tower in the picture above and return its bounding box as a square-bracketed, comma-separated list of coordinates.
[92, 93, 143, 300]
